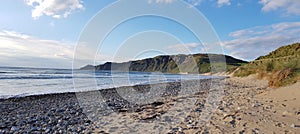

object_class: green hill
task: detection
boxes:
[234,43,300,87]
[81,53,247,74]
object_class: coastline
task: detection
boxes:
[1,77,299,133]
[0,71,217,100]
[0,79,215,133]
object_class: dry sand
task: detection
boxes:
[196,75,300,134]
[93,75,300,133]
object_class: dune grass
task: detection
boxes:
[234,43,300,87]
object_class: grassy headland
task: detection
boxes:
[81,53,247,74]
[234,43,300,87]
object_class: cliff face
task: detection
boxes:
[81,53,247,74]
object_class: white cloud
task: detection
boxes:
[260,0,300,16]
[229,26,270,38]
[217,0,231,7]
[186,0,204,6]
[0,30,125,68]
[25,0,84,19]
[0,30,75,68]
[147,0,177,4]
[165,43,203,54]
[148,0,230,7]
[222,22,300,60]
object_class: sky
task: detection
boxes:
[1,0,300,69]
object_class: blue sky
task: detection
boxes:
[1,0,300,68]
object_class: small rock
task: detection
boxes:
[238,130,245,134]
[70,110,76,114]
[172,127,179,132]
[291,124,295,128]
[56,108,64,113]
[252,101,261,107]
[291,124,300,128]
[45,128,51,133]
[118,108,128,112]
[275,122,283,127]
[186,124,195,128]
[30,127,38,131]
[230,119,236,127]
[252,128,259,134]
[10,126,20,131]
[178,127,183,132]
[282,111,289,117]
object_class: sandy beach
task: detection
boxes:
[0,77,299,133]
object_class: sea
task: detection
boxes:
[0,66,214,99]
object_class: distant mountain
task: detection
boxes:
[234,43,300,87]
[81,53,247,74]
[80,65,95,70]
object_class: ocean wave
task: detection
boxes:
[0,75,130,80]
[0,76,73,80]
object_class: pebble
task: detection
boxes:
[252,101,261,107]
[10,126,19,131]
[172,127,180,132]
[252,128,260,134]
[290,124,295,128]
[30,127,39,131]
[45,128,51,133]
[238,129,245,134]
[275,122,283,127]
[282,111,289,117]
[230,119,236,127]
[290,124,300,128]
[264,105,272,110]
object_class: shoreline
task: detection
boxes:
[1,77,299,133]
[0,79,216,133]
[0,78,217,100]
[0,76,221,100]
